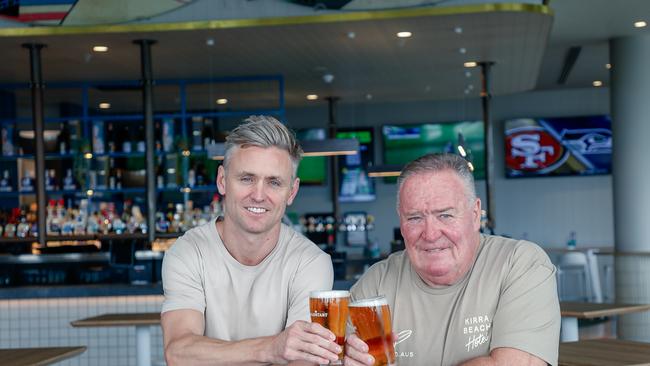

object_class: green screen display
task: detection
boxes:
[382,121,485,180]
[296,128,327,185]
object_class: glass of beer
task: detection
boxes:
[309,290,350,364]
[348,296,396,366]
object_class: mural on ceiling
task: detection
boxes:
[288,0,447,10]
[0,0,195,26]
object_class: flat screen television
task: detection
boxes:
[382,121,485,180]
[296,128,327,185]
[504,115,612,178]
[337,128,375,202]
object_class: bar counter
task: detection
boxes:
[0,279,355,299]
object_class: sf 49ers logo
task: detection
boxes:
[506,127,565,173]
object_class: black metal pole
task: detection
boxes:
[22,43,47,247]
[326,96,340,222]
[479,62,495,233]
[134,39,157,244]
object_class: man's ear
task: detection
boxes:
[286,177,300,206]
[472,198,482,232]
[216,165,226,196]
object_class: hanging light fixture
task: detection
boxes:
[301,138,359,157]
[367,164,403,178]
[207,139,359,160]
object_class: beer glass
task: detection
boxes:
[309,290,350,364]
[348,296,396,366]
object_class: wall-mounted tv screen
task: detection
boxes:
[504,115,612,178]
[296,128,327,185]
[382,121,485,180]
[337,128,375,202]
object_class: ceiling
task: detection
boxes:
[0,0,648,113]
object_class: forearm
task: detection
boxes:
[165,333,275,366]
[459,348,547,366]
[458,356,496,366]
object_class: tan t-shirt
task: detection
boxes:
[350,235,560,366]
[161,219,333,340]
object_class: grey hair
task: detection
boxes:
[223,115,303,178]
[396,153,477,213]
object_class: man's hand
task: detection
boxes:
[343,334,374,366]
[267,320,342,365]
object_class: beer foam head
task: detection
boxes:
[310,290,350,299]
[349,295,388,307]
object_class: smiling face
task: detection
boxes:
[398,169,481,287]
[217,145,299,237]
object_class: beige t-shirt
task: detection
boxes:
[351,235,560,366]
[161,219,333,340]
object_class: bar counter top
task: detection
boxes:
[0,279,356,299]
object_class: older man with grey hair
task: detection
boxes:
[161,115,341,365]
[345,153,560,366]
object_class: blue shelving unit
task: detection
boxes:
[0,75,285,241]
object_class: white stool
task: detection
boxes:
[557,250,603,303]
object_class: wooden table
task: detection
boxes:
[559,339,650,366]
[71,313,160,366]
[0,346,86,366]
[560,302,650,342]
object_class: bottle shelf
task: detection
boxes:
[0,154,35,161]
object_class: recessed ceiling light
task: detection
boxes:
[634,20,647,28]
[216,98,228,105]
[347,31,356,39]
[465,71,472,78]
[458,47,467,54]
[306,94,318,100]
[396,31,412,38]
[464,61,478,68]
[593,80,603,87]
[605,63,612,69]
[93,46,108,53]
[206,38,215,46]
[454,26,463,34]
[98,102,110,109]
[365,93,373,100]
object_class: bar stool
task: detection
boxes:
[557,250,603,303]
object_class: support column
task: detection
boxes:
[479,62,495,233]
[134,39,157,244]
[610,34,650,341]
[22,43,47,248]
[326,96,340,222]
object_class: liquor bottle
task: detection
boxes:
[63,169,77,191]
[58,122,70,154]
[1,125,15,156]
[162,119,175,152]
[20,171,34,192]
[92,120,105,154]
[187,169,196,188]
[4,217,16,237]
[45,169,58,191]
[122,125,132,153]
[86,211,100,234]
[106,122,116,153]
[17,213,30,238]
[196,162,206,187]
[136,125,146,153]
[0,170,12,192]
[60,209,75,236]
[74,199,88,235]
[202,120,214,151]
[46,199,56,236]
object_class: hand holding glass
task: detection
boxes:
[348,296,396,366]
[310,290,350,364]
